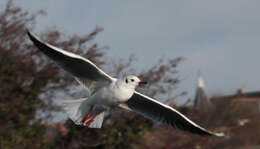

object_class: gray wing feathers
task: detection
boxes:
[74,77,109,95]
[125,92,224,136]
[27,31,115,94]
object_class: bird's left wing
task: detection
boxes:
[27,31,116,94]
[123,91,224,136]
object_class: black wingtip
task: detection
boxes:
[201,130,225,137]
[27,30,41,47]
[27,29,34,41]
[213,132,225,137]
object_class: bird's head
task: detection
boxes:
[124,75,147,88]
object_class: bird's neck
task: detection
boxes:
[114,80,135,101]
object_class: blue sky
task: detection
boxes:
[2,0,260,100]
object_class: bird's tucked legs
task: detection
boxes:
[85,114,99,127]
[81,106,93,125]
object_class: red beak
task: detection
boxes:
[138,81,147,85]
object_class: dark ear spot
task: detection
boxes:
[125,79,128,83]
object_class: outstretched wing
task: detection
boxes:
[28,31,116,94]
[124,91,224,136]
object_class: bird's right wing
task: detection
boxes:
[123,91,224,136]
[27,31,116,94]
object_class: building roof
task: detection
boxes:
[211,90,260,111]
[212,90,260,102]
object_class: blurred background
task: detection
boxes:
[1,0,260,148]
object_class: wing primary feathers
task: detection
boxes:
[27,31,115,94]
[124,92,224,137]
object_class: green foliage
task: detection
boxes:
[103,114,153,149]
[52,114,153,149]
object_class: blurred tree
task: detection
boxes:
[0,0,107,148]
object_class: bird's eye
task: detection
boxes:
[130,79,134,82]
[125,79,128,83]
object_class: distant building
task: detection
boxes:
[193,73,211,110]
[212,89,260,112]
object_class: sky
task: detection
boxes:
[2,0,260,100]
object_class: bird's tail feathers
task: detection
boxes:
[63,98,104,128]
[86,112,105,128]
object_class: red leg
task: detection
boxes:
[81,106,93,125]
[85,114,99,127]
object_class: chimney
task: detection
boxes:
[237,88,245,95]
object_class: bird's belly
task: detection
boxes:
[90,90,117,108]
[90,86,132,107]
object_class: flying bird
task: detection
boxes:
[27,31,224,137]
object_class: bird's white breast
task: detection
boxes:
[90,81,135,107]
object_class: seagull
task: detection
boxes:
[27,31,224,136]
